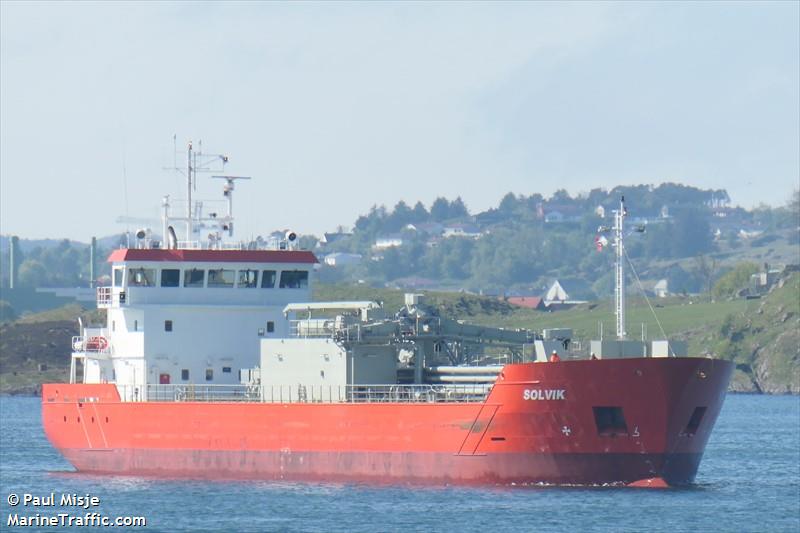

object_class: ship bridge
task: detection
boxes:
[73,247,319,398]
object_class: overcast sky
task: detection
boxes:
[1,1,798,242]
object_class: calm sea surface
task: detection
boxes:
[1,394,798,533]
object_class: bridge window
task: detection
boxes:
[181,369,189,381]
[267,321,275,333]
[222,367,231,374]
[113,268,123,287]
[184,269,205,288]
[279,270,308,289]
[128,268,156,287]
[164,320,173,332]
[208,269,235,288]
[161,269,180,287]
[237,269,259,288]
[205,369,214,381]
[261,270,277,288]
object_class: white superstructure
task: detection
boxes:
[72,249,318,400]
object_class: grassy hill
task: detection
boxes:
[0,304,101,394]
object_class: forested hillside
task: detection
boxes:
[1,184,797,303]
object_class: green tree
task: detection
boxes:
[449,197,469,218]
[712,262,759,300]
[0,300,16,323]
[430,197,450,221]
[498,192,518,214]
[386,201,413,231]
[411,201,429,222]
[672,209,713,257]
[17,259,47,287]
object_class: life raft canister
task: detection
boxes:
[86,336,108,351]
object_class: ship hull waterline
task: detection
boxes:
[42,357,733,487]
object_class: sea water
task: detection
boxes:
[1,394,798,533]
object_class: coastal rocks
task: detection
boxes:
[728,369,760,393]
[753,326,800,394]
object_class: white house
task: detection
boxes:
[442,223,483,239]
[544,280,570,302]
[323,253,362,267]
[654,279,669,298]
[373,235,404,250]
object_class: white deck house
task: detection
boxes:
[74,248,318,399]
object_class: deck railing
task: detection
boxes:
[115,383,492,404]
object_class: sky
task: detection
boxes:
[1,1,798,242]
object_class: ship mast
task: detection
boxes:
[614,196,627,340]
[186,141,194,240]
[164,140,240,244]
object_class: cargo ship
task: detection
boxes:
[41,143,733,486]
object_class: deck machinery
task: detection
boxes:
[250,294,572,403]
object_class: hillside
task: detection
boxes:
[701,272,800,393]
[0,305,100,394]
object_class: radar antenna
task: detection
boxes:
[211,176,252,237]
[164,139,234,242]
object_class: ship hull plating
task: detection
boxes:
[42,357,732,486]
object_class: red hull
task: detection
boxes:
[42,358,733,486]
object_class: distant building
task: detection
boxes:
[749,264,783,296]
[653,279,669,298]
[442,223,483,239]
[373,235,404,250]
[323,253,362,267]
[544,211,565,223]
[739,229,764,239]
[544,280,570,302]
[316,232,352,248]
[404,222,444,235]
[543,279,590,309]
[505,296,546,310]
